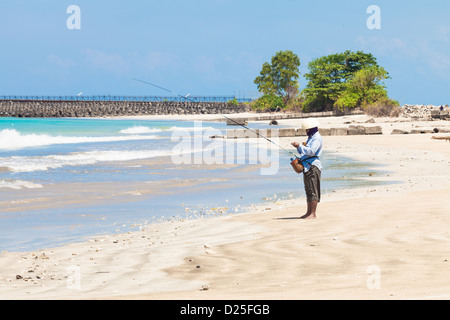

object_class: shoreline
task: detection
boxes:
[108,112,450,139]
[0,114,449,299]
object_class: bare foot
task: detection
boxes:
[299,212,316,219]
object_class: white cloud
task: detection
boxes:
[141,51,178,71]
[83,49,130,75]
[355,36,409,57]
[435,25,450,43]
[193,55,216,73]
[81,49,180,76]
[418,41,450,76]
[355,35,450,78]
[48,54,75,68]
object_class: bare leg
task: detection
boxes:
[299,201,311,219]
[300,201,317,219]
[308,200,318,219]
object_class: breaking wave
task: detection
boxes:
[0,148,199,173]
[119,126,163,134]
[0,129,159,151]
[119,125,217,134]
[0,179,43,189]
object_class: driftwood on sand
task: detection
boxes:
[432,136,450,141]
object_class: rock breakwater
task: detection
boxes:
[0,100,249,118]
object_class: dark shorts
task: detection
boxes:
[303,165,321,202]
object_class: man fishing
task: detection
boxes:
[132,78,324,216]
[291,118,323,219]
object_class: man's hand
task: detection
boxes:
[291,142,307,148]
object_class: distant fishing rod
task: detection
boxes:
[131,78,298,158]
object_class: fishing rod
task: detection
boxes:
[131,78,298,158]
[131,78,186,98]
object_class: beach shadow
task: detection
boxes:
[275,217,303,220]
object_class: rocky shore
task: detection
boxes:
[225,105,450,138]
[400,104,449,120]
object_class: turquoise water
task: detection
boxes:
[0,117,391,252]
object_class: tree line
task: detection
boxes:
[250,50,399,116]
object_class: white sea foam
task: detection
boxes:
[119,126,162,134]
[0,129,159,150]
[169,126,216,132]
[0,179,43,189]
[119,125,217,134]
[0,149,194,173]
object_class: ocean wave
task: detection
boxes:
[119,126,162,134]
[119,125,218,134]
[0,129,159,150]
[0,179,43,189]
[169,126,217,132]
[0,149,186,172]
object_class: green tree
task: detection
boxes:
[302,50,379,111]
[334,65,391,111]
[250,94,285,112]
[227,97,239,106]
[254,50,301,98]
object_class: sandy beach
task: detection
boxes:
[1,113,449,300]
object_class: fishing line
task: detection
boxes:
[131,78,185,98]
[131,78,298,158]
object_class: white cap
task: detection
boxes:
[301,118,320,130]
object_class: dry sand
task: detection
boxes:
[0,114,449,300]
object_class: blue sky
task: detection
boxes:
[0,0,449,105]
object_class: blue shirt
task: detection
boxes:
[296,132,323,172]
